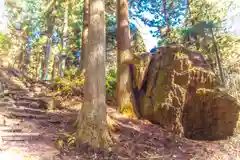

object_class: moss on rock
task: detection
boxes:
[131,44,240,140]
[183,89,240,140]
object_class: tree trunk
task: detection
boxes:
[162,0,170,38]
[60,0,69,77]
[42,38,52,80]
[116,0,139,118]
[18,31,29,75]
[79,0,89,74]
[76,0,112,149]
[42,14,55,81]
[210,27,225,85]
[36,50,41,80]
[52,54,67,80]
[52,54,60,81]
[19,41,25,70]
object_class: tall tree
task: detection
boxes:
[60,0,70,77]
[161,0,170,38]
[181,0,236,84]
[42,14,56,80]
[79,0,89,73]
[130,0,186,38]
[116,0,139,118]
[76,0,112,148]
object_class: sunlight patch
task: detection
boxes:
[0,148,38,160]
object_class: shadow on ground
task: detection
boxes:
[0,67,239,160]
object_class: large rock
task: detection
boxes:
[183,88,240,140]
[131,44,240,140]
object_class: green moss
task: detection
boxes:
[184,87,240,140]
[152,71,167,105]
[136,45,240,139]
[61,85,72,95]
[175,52,186,59]
[196,88,214,95]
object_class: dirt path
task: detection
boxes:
[0,91,59,159]
[0,67,239,160]
[0,68,67,159]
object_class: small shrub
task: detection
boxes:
[0,33,11,51]
[53,68,116,98]
[106,68,117,98]
[53,72,84,96]
[56,132,76,151]
[64,66,78,80]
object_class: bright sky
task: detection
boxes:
[226,9,240,36]
[131,18,158,51]
[0,0,239,50]
[132,0,240,51]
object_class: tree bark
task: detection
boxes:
[210,27,225,85]
[162,0,170,38]
[116,0,139,118]
[18,30,29,75]
[79,0,89,74]
[51,54,60,81]
[36,49,41,80]
[42,14,55,81]
[60,0,69,77]
[76,0,112,149]
[42,38,52,80]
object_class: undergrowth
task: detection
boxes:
[52,68,117,98]
[106,68,117,98]
[53,75,84,96]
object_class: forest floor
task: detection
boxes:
[0,67,239,160]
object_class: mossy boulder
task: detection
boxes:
[183,88,240,140]
[131,44,240,140]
